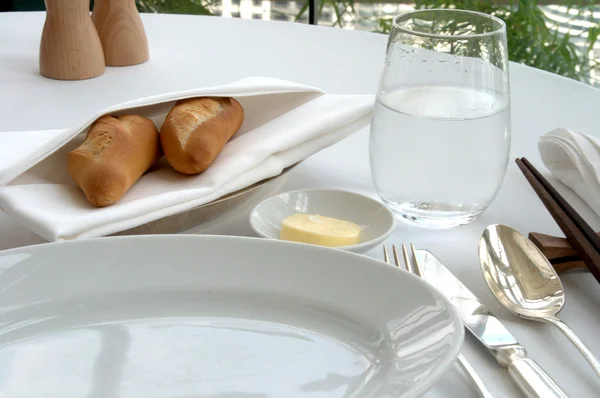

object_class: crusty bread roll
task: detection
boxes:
[160,97,244,175]
[68,115,161,207]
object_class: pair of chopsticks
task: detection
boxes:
[516,157,600,283]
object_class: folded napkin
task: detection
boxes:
[0,77,374,241]
[539,128,600,217]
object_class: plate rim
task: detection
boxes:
[0,234,464,397]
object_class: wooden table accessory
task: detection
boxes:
[39,0,105,80]
[92,0,149,66]
[517,157,600,284]
[530,232,589,272]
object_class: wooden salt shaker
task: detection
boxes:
[92,0,149,66]
[39,0,105,80]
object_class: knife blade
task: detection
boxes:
[414,249,568,398]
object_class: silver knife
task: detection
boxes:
[414,249,568,398]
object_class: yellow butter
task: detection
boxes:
[280,213,361,247]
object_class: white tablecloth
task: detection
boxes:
[2,12,600,397]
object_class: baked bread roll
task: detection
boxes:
[68,115,161,207]
[160,97,244,175]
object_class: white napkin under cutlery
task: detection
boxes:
[0,77,374,241]
[539,128,600,217]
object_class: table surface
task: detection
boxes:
[2,11,600,398]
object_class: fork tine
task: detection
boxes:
[399,244,414,274]
[383,245,390,264]
[410,243,423,277]
[392,244,402,269]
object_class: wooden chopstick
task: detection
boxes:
[521,157,600,253]
[516,157,600,283]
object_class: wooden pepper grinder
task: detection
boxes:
[39,0,105,80]
[92,0,149,66]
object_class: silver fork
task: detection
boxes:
[383,244,494,398]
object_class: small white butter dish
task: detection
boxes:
[249,189,396,254]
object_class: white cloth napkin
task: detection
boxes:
[539,128,600,217]
[0,77,374,241]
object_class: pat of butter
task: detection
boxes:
[280,213,361,247]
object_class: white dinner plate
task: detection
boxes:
[0,235,463,397]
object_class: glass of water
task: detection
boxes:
[370,9,510,229]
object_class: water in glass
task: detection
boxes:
[371,85,510,227]
[370,10,511,228]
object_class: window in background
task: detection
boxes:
[290,0,600,87]
[544,4,599,85]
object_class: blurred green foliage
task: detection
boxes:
[135,0,214,15]
[375,0,600,85]
[295,0,357,26]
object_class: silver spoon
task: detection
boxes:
[479,224,600,378]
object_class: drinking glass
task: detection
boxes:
[370,9,510,229]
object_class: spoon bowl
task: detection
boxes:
[479,224,600,378]
[479,224,565,320]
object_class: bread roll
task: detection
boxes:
[68,115,161,207]
[160,97,244,175]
